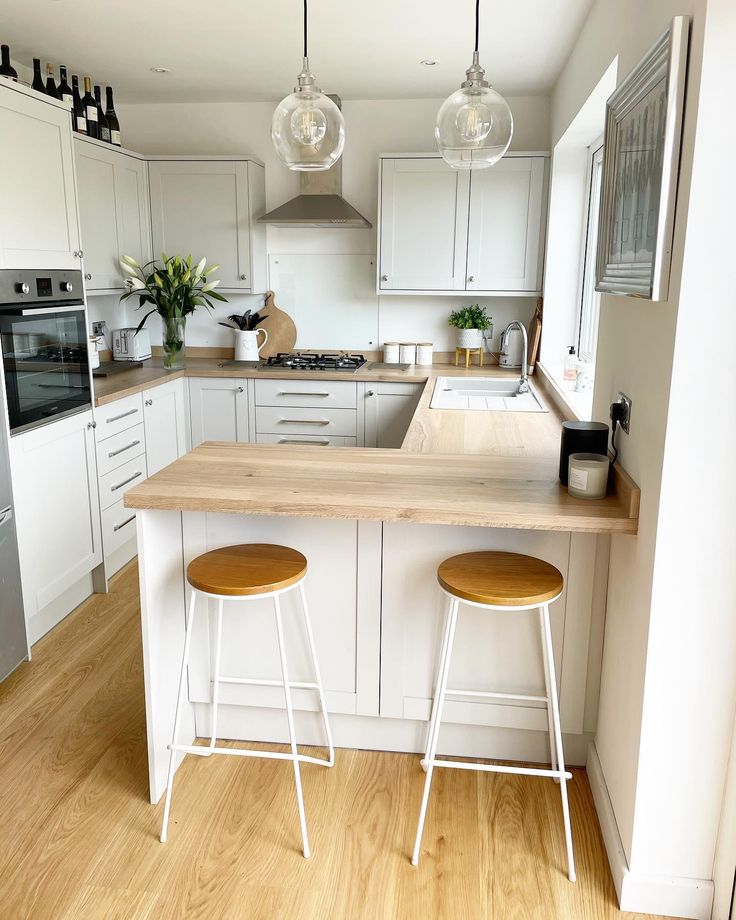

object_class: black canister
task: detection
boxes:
[559,421,609,484]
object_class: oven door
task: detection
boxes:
[0,305,92,434]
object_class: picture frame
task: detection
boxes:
[596,16,690,301]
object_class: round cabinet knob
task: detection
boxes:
[367,390,375,397]
[240,274,247,280]
[15,282,29,295]
[74,249,84,259]
[381,275,388,282]
[60,281,73,293]
[468,275,475,283]
[144,399,153,407]
[237,386,244,393]
[84,273,92,281]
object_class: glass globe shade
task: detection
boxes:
[435,85,513,169]
[272,88,345,171]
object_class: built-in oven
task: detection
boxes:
[0,270,91,435]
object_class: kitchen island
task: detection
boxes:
[124,367,639,803]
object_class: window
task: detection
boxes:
[577,142,604,365]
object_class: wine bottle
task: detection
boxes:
[45,63,60,99]
[82,76,99,139]
[71,75,87,135]
[31,58,45,93]
[0,45,18,81]
[58,65,73,105]
[105,86,121,147]
[94,85,110,143]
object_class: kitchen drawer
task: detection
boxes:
[256,433,357,447]
[101,499,138,556]
[255,378,357,409]
[255,405,357,437]
[98,454,147,510]
[95,393,144,440]
[95,423,146,477]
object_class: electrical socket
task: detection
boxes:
[615,392,632,433]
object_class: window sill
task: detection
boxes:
[534,362,593,422]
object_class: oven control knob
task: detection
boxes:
[15,282,29,295]
[60,281,73,293]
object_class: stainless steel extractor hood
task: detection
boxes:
[259,96,372,229]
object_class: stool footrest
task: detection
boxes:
[217,676,319,691]
[170,743,332,768]
[423,757,572,781]
[445,687,548,703]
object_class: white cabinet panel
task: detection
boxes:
[143,378,187,476]
[0,86,80,269]
[256,433,356,447]
[9,410,101,626]
[117,155,151,271]
[148,160,265,292]
[363,382,423,449]
[379,158,469,292]
[95,392,144,438]
[255,378,357,409]
[466,156,545,293]
[255,405,357,438]
[101,500,138,557]
[95,422,145,478]
[189,377,248,446]
[98,454,147,511]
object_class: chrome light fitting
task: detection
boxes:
[271,0,345,171]
[435,0,513,169]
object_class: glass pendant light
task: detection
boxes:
[271,0,345,170]
[435,0,513,169]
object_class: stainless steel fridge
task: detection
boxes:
[0,399,27,682]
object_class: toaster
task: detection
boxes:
[112,327,152,361]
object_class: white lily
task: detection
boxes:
[194,257,206,279]
[120,255,140,268]
[201,280,220,292]
[126,276,146,290]
[119,259,140,276]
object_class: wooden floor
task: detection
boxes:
[0,562,666,920]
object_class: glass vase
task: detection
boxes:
[161,315,186,369]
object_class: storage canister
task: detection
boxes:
[416,343,433,365]
[399,343,416,364]
[383,342,400,363]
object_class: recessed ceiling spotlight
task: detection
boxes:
[150,66,171,74]
[420,59,439,66]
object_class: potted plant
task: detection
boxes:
[448,304,492,350]
[119,254,227,369]
[219,308,269,361]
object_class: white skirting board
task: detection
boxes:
[586,742,714,920]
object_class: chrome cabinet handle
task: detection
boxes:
[73,249,84,258]
[108,439,140,458]
[237,386,244,393]
[110,470,143,492]
[278,391,331,397]
[144,399,153,407]
[86,421,97,429]
[381,274,388,282]
[367,390,375,397]
[84,273,92,281]
[468,275,475,282]
[113,514,136,532]
[106,408,138,424]
[240,274,247,280]
[279,418,330,425]
[278,438,331,445]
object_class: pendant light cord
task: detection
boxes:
[304,0,308,58]
[474,0,480,52]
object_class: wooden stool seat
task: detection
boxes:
[187,543,308,597]
[437,551,563,607]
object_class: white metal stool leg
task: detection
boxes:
[539,607,558,782]
[540,603,576,882]
[421,595,456,771]
[207,598,224,754]
[298,582,334,766]
[412,597,459,866]
[274,593,311,859]
[160,586,198,843]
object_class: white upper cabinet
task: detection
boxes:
[466,156,545,293]
[0,82,80,270]
[377,153,548,296]
[74,138,151,292]
[378,158,469,292]
[148,158,266,293]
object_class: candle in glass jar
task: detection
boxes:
[567,452,609,500]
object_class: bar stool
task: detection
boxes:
[411,551,575,881]
[160,543,334,857]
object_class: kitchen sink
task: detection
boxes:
[430,376,547,412]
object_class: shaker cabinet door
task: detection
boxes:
[188,377,248,447]
[0,87,80,270]
[143,379,188,476]
[378,158,470,292]
[75,141,123,290]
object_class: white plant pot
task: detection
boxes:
[234,328,268,361]
[457,328,483,349]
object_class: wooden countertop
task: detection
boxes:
[124,442,639,533]
[118,358,639,533]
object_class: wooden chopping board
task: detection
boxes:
[258,291,297,358]
[527,296,543,370]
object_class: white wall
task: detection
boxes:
[551,0,736,913]
[90,95,549,352]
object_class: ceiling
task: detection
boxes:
[2,0,595,103]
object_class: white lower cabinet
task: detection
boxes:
[189,377,249,446]
[363,382,423,448]
[95,378,188,576]
[9,410,102,643]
